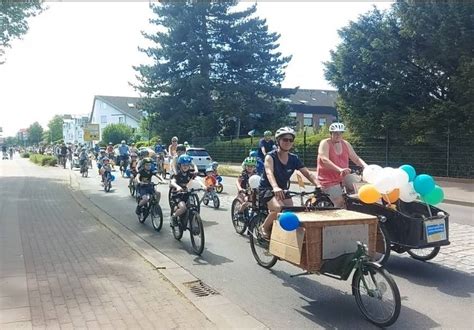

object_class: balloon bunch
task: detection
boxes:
[358,164,444,206]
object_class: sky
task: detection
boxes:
[0,1,393,137]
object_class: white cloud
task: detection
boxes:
[0,1,392,136]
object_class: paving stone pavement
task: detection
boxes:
[0,159,215,329]
[431,223,474,274]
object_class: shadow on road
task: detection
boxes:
[386,257,474,298]
[270,268,440,329]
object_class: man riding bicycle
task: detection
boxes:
[118,140,130,170]
[317,122,367,208]
[259,127,320,239]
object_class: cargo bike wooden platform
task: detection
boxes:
[249,207,401,327]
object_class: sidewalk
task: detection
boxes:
[222,164,473,206]
[0,159,214,329]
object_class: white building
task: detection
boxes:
[62,115,89,144]
[89,95,143,141]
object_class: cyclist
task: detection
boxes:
[106,142,115,163]
[8,146,14,159]
[78,148,88,173]
[170,144,197,176]
[60,143,68,167]
[154,138,167,173]
[235,157,258,217]
[168,136,179,157]
[169,154,197,226]
[259,127,320,239]
[100,157,113,183]
[127,152,139,187]
[130,142,138,155]
[135,158,163,216]
[258,130,275,161]
[117,140,130,171]
[96,149,107,173]
[317,122,367,208]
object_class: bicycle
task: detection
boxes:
[170,188,205,255]
[102,171,113,192]
[249,203,401,327]
[201,186,220,209]
[136,183,163,232]
[80,159,89,177]
[119,155,129,177]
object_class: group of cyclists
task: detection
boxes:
[68,122,365,243]
[233,123,367,239]
[1,145,14,160]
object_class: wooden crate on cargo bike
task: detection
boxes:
[269,209,378,273]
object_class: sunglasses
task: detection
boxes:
[281,138,294,143]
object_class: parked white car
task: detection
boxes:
[186,148,213,173]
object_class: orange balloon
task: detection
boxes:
[383,189,400,203]
[358,184,382,204]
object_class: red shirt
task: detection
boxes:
[317,140,349,188]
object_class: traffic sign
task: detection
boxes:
[83,124,100,141]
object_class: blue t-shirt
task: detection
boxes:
[118,145,129,156]
[259,150,304,190]
[155,144,165,153]
[258,138,275,160]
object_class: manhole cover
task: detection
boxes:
[183,280,220,297]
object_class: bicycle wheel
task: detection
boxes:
[249,213,277,269]
[171,213,184,240]
[104,181,111,192]
[231,199,247,235]
[212,195,220,209]
[373,224,391,265]
[407,247,440,261]
[189,211,205,255]
[352,262,401,327]
[190,193,201,213]
[83,169,88,178]
[216,184,223,194]
[202,196,209,206]
[151,203,163,232]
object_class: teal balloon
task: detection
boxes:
[421,185,444,205]
[400,164,416,182]
[413,174,435,196]
[279,212,300,231]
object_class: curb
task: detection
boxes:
[67,172,266,329]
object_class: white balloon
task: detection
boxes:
[393,168,409,189]
[399,182,418,202]
[189,179,202,190]
[373,167,397,194]
[363,164,383,184]
[249,175,261,189]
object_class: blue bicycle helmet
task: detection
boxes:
[177,154,193,165]
[249,150,258,158]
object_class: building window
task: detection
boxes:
[101,102,106,109]
[118,117,124,123]
[319,117,327,127]
[289,112,297,117]
[100,115,107,124]
[303,114,313,127]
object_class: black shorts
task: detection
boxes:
[259,189,274,207]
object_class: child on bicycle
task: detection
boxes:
[204,166,217,191]
[235,157,257,216]
[135,158,163,215]
[100,157,113,183]
[169,155,197,225]
[79,148,88,173]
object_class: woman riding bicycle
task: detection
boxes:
[259,127,320,238]
[317,122,367,208]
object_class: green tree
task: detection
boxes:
[0,0,44,64]
[134,1,292,142]
[47,114,63,143]
[101,123,133,145]
[324,0,473,142]
[27,121,43,145]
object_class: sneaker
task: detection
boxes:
[259,225,270,240]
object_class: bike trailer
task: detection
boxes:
[346,198,450,249]
[269,209,378,273]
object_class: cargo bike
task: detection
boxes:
[248,190,401,327]
[334,171,451,265]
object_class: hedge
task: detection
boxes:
[20,152,30,158]
[29,154,58,167]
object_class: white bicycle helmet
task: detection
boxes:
[275,127,296,140]
[329,122,345,132]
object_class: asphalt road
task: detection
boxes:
[65,163,473,329]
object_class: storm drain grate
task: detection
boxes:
[183,280,220,297]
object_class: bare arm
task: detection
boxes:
[260,146,266,156]
[345,141,367,168]
[236,177,244,191]
[298,167,320,187]
[170,178,181,191]
[264,155,279,190]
